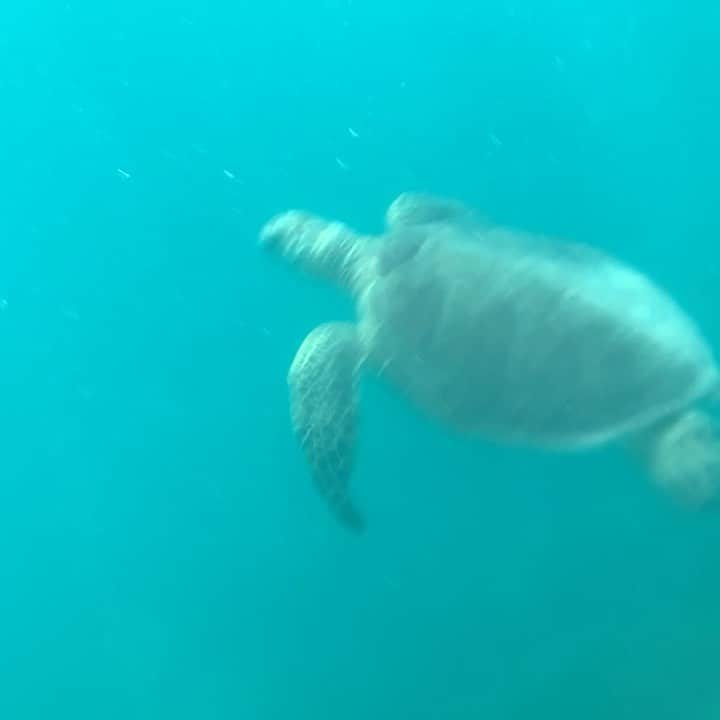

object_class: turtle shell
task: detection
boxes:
[358,199,718,448]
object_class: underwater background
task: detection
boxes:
[1,0,720,717]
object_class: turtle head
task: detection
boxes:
[260,210,370,294]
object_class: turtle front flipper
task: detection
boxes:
[288,322,366,532]
[385,191,482,230]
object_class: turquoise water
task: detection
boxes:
[1,1,719,717]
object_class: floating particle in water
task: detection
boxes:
[335,157,350,171]
[0,298,8,311]
[61,307,80,321]
[347,127,359,138]
[488,133,503,148]
[223,169,236,180]
[546,151,560,165]
[116,168,131,180]
[77,385,95,401]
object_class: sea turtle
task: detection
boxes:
[259,192,720,532]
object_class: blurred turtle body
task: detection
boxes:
[260,192,720,531]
